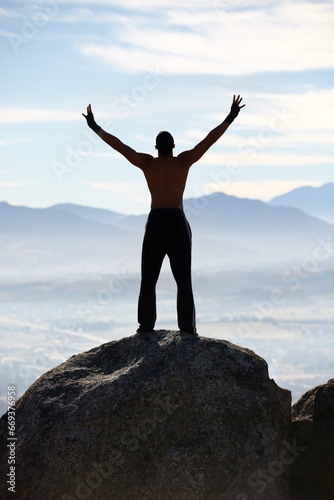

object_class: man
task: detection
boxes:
[83,94,245,335]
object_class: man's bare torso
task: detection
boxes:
[141,155,190,210]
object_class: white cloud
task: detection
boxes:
[183,87,334,165]
[0,104,140,124]
[210,88,334,133]
[78,2,334,75]
[0,138,33,146]
[60,0,287,11]
[277,133,334,145]
[0,7,19,18]
[90,182,150,203]
[0,8,11,17]
[203,180,324,201]
[185,128,334,150]
[61,0,229,8]
[198,151,334,167]
[0,108,81,123]
[90,152,121,158]
[0,182,22,187]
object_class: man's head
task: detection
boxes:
[155,131,175,156]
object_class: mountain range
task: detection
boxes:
[269,182,334,224]
[1,186,333,277]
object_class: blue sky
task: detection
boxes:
[1,0,333,214]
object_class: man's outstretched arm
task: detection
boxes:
[178,95,245,167]
[82,104,153,169]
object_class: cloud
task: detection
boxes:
[246,88,334,131]
[0,108,81,123]
[185,128,334,150]
[209,88,334,137]
[198,151,334,167]
[78,2,334,75]
[0,7,19,18]
[0,103,141,124]
[184,86,334,165]
[0,8,11,17]
[0,138,33,146]
[61,0,229,8]
[61,0,292,13]
[202,180,324,201]
[90,152,121,159]
[0,182,22,187]
[90,182,150,203]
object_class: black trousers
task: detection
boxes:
[137,208,196,334]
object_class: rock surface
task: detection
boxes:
[291,378,334,500]
[0,330,291,500]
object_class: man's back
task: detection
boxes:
[141,155,190,209]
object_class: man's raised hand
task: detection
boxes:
[225,94,245,124]
[82,104,101,134]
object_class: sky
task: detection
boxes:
[0,0,334,215]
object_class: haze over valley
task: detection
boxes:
[1,184,333,415]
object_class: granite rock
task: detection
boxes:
[291,378,334,500]
[0,330,291,500]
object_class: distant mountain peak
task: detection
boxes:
[269,183,334,224]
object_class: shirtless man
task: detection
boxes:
[83,95,245,335]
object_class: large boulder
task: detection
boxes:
[0,330,291,500]
[291,378,334,500]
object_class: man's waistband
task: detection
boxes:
[149,207,184,213]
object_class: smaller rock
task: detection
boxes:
[291,378,334,500]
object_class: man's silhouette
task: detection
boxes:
[83,95,245,335]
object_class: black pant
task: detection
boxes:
[138,208,196,334]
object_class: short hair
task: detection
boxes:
[156,131,174,156]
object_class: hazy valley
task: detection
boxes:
[1,185,333,415]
